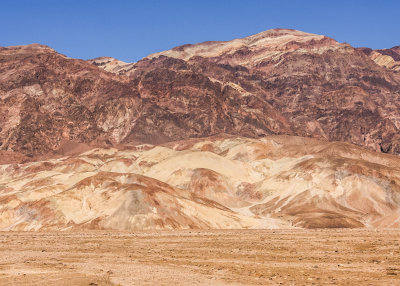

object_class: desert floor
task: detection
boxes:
[0,229,399,285]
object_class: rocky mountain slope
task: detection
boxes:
[0,44,141,159]
[1,135,400,230]
[1,29,400,161]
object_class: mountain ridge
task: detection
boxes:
[0,28,400,162]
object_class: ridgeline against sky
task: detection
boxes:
[1,0,400,62]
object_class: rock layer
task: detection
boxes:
[358,46,400,71]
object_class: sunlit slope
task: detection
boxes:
[1,135,399,230]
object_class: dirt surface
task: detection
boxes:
[0,229,399,285]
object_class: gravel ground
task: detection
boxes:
[0,229,399,285]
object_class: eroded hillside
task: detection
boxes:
[1,135,399,230]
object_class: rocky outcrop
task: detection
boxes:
[87,56,136,75]
[358,46,400,71]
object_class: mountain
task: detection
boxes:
[1,29,400,230]
[132,29,400,154]
[1,135,399,230]
[0,43,141,160]
[1,29,400,162]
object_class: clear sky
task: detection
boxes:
[1,0,399,62]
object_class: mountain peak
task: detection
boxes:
[3,43,55,53]
[248,28,316,39]
[146,28,341,67]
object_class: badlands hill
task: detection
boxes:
[1,29,400,161]
[1,135,400,230]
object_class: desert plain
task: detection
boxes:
[0,229,400,285]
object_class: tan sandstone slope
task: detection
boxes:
[1,135,399,230]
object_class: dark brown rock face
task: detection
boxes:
[1,29,400,160]
[0,44,141,158]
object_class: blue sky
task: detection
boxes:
[1,0,399,62]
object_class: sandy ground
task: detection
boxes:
[0,229,399,285]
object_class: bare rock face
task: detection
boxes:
[87,56,136,75]
[0,44,142,158]
[1,29,400,160]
